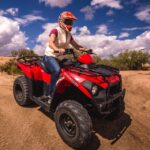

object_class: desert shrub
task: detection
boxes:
[0,49,38,75]
[93,50,150,70]
[11,49,38,57]
[0,58,22,75]
[113,50,150,70]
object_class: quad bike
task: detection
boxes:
[13,49,125,149]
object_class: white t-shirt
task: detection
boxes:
[45,26,72,57]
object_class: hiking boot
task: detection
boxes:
[40,95,52,102]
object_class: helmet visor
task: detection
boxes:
[63,19,73,25]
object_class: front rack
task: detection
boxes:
[68,64,119,77]
[94,64,119,72]
[68,66,106,77]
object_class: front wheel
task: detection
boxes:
[54,100,92,149]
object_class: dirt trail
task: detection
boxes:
[0,71,150,150]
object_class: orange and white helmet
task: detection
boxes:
[58,11,77,31]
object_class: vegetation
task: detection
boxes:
[0,49,150,75]
[0,49,38,75]
[11,49,38,57]
[0,58,22,75]
[94,50,150,70]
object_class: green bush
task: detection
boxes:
[0,58,22,75]
[94,50,150,70]
[11,49,38,57]
[0,49,149,75]
[0,49,38,75]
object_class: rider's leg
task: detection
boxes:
[43,55,60,97]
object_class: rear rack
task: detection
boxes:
[17,56,42,64]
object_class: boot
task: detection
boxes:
[40,95,52,104]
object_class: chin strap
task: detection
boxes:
[59,20,71,32]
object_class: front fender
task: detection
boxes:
[63,71,93,99]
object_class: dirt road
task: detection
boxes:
[0,71,150,150]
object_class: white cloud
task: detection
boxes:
[80,6,95,20]
[34,24,150,58]
[78,26,91,35]
[0,10,4,16]
[80,1,120,21]
[0,8,45,26]
[0,8,18,16]
[15,14,46,26]
[74,29,150,57]
[39,0,72,8]
[123,26,150,31]
[74,30,150,57]
[91,0,123,9]
[135,8,150,23]
[5,8,18,16]
[106,10,114,16]
[119,32,129,38]
[96,24,108,34]
[0,16,28,55]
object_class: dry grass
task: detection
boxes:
[0,56,14,65]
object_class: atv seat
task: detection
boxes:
[37,61,50,73]
[37,59,73,73]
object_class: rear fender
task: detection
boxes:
[17,63,32,78]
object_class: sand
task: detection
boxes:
[0,71,150,150]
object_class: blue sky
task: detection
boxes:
[0,0,150,57]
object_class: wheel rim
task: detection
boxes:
[60,113,76,137]
[15,84,23,101]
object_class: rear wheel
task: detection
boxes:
[13,76,32,106]
[54,100,92,149]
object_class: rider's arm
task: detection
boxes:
[49,33,65,53]
[49,34,59,51]
[70,37,87,51]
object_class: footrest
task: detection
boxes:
[33,96,50,112]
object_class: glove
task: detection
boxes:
[58,48,65,54]
[86,49,93,53]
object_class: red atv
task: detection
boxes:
[13,49,125,148]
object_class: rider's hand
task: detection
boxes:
[87,49,93,53]
[79,47,88,51]
[58,48,65,54]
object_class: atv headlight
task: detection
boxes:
[91,85,98,95]
[82,80,99,96]
[82,80,92,91]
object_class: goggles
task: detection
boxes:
[63,19,73,26]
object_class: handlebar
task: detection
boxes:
[53,48,94,61]
[54,48,94,55]
[82,49,93,54]
[53,49,74,54]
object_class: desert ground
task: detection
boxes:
[0,57,13,65]
[0,70,150,150]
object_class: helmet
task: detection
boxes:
[58,11,77,31]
